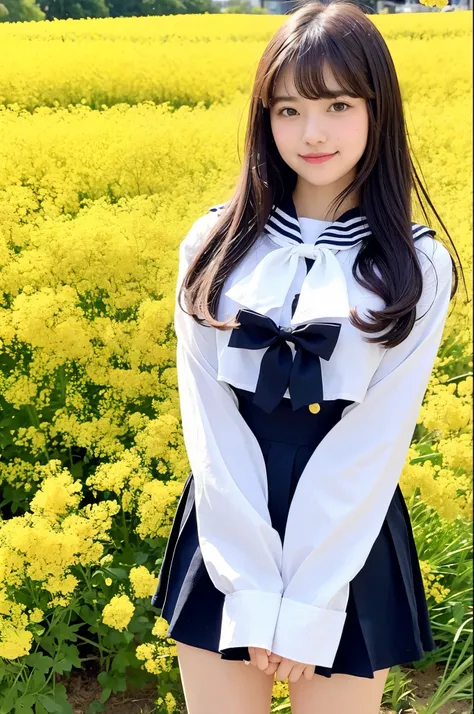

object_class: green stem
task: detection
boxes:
[57,365,74,470]
[121,505,130,548]
[25,404,51,462]
[5,605,63,704]
[75,633,113,655]
[78,564,108,663]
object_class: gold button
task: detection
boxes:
[308,402,321,414]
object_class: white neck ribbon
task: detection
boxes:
[224,198,371,325]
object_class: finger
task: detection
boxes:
[303,664,315,680]
[262,660,279,675]
[288,663,305,683]
[255,649,269,671]
[247,647,257,667]
[275,659,293,681]
[265,651,282,675]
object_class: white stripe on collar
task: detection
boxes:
[264,201,372,250]
[209,199,436,244]
[209,197,436,325]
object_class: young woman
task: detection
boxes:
[152,1,463,712]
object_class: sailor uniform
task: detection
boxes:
[151,190,453,676]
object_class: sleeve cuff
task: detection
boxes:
[218,590,283,653]
[271,596,347,667]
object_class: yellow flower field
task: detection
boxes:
[0,13,470,109]
[0,11,472,714]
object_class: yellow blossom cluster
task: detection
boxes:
[0,14,468,110]
[0,596,32,659]
[419,560,451,603]
[135,615,177,676]
[102,593,135,631]
[400,370,472,519]
[419,0,448,7]
[0,13,471,698]
[0,462,119,657]
[129,565,158,598]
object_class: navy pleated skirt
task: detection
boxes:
[151,385,438,678]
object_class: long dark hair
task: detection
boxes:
[178,0,465,348]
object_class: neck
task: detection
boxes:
[292,176,359,223]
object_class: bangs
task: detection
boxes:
[263,31,375,107]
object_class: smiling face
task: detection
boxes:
[269,61,369,200]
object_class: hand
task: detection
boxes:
[273,655,315,682]
[246,647,282,675]
[246,648,314,682]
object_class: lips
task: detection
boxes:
[300,153,336,158]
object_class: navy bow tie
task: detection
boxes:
[227,309,341,413]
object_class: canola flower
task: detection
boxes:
[136,615,178,676]
[0,14,468,110]
[0,14,471,712]
[419,0,449,7]
[419,560,451,603]
[129,565,157,598]
[101,593,135,631]
[0,461,120,658]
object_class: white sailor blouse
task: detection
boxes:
[173,192,453,667]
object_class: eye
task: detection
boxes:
[330,102,351,113]
[278,107,298,117]
[277,102,351,117]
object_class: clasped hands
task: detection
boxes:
[246,646,314,682]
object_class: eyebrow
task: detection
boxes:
[271,92,350,104]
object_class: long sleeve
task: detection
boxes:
[173,214,284,653]
[270,237,454,667]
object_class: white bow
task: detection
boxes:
[224,232,357,326]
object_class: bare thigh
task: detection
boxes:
[175,641,274,714]
[289,667,391,714]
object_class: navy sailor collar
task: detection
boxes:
[263,191,372,249]
[210,192,435,246]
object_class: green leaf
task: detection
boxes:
[97,671,112,688]
[133,552,149,565]
[1,682,19,712]
[69,462,83,479]
[169,668,179,682]
[34,704,49,714]
[37,695,62,714]
[128,615,149,634]
[111,648,132,673]
[38,635,55,657]
[50,685,73,714]
[15,696,36,714]
[14,705,34,714]
[50,622,81,643]
[62,644,82,668]
[30,669,47,692]
[453,602,465,626]
[97,671,126,694]
[52,657,72,674]
[104,630,125,646]
[104,567,128,580]
[23,653,53,675]
[98,688,111,705]
[410,452,441,464]
[113,675,126,693]
[78,605,97,626]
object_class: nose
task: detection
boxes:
[302,117,328,145]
